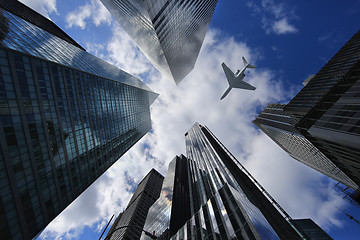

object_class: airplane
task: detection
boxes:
[220,57,256,100]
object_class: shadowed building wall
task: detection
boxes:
[107,169,164,240]
[291,219,333,240]
[284,30,360,188]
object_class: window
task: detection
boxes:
[5,133,17,146]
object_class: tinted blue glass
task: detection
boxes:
[0,9,157,103]
[0,6,158,239]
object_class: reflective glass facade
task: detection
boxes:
[0,1,157,103]
[253,104,358,190]
[284,30,360,188]
[100,0,218,84]
[291,219,333,240]
[0,2,158,239]
[107,169,164,240]
[142,123,303,240]
[285,30,360,118]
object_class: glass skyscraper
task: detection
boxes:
[106,169,164,240]
[254,30,360,204]
[290,219,333,240]
[100,0,218,85]
[253,103,358,191]
[284,30,360,187]
[141,123,309,240]
[0,1,158,239]
[286,30,359,188]
[141,155,191,240]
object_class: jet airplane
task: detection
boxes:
[220,57,256,100]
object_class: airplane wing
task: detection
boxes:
[222,62,235,85]
[233,80,256,90]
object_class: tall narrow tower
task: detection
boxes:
[0,1,158,239]
[141,123,314,239]
[100,0,218,84]
[106,169,164,239]
[142,155,191,240]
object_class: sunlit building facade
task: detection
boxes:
[100,0,218,84]
[107,169,164,240]
[0,1,158,239]
[253,103,358,190]
[142,123,304,239]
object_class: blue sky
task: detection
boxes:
[19,0,360,239]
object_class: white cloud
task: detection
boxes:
[66,0,111,29]
[39,25,345,240]
[92,0,112,26]
[18,0,57,19]
[105,25,154,76]
[248,0,298,35]
[66,4,91,29]
[272,18,298,35]
[85,42,105,59]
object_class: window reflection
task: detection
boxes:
[0,5,157,239]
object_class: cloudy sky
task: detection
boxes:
[18,0,360,239]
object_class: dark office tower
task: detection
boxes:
[106,169,164,240]
[253,103,359,191]
[0,1,158,239]
[283,30,360,187]
[100,0,218,85]
[142,123,308,239]
[290,219,333,240]
[142,155,191,240]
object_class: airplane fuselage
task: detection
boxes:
[230,68,246,87]
[220,57,256,100]
[234,68,245,78]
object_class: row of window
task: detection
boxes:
[0,46,152,240]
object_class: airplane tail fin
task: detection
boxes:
[247,63,256,69]
[242,56,248,66]
[242,56,256,69]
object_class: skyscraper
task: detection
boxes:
[0,1,158,239]
[141,155,191,240]
[253,103,358,191]
[255,30,360,189]
[290,219,333,240]
[106,169,164,240]
[100,0,218,84]
[284,30,360,187]
[141,123,313,239]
